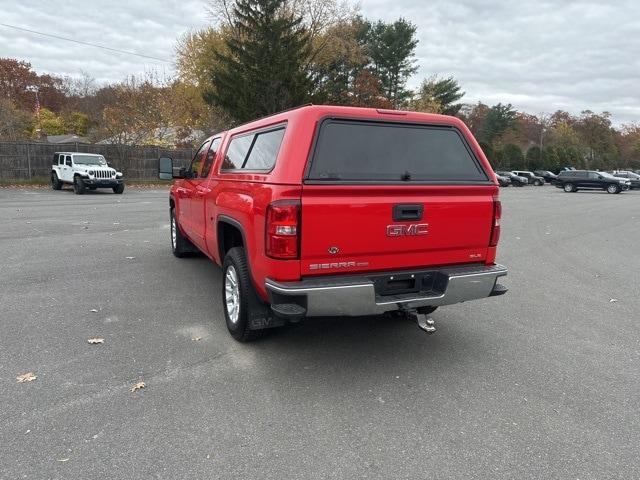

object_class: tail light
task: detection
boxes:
[266,200,300,259]
[490,198,501,247]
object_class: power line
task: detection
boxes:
[0,23,172,63]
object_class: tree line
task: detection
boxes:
[0,0,638,170]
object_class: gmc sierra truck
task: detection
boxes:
[159,105,508,342]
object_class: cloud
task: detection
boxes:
[0,0,207,82]
[360,0,640,123]
[0,0,637,123]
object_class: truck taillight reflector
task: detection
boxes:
[266,200,300,259]
[490,199,501,247]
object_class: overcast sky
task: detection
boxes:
[0,0,638,123]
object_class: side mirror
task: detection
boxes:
[159,156,176,180]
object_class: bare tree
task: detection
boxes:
[207,0,358,36]
[63,71,97,98]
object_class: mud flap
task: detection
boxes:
[247,294,285,330]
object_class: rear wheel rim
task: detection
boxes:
[171,214,177,250]
[564,184,572,192]
[225,266,240,325]
[608,185,617,193]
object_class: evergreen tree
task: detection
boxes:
[502,143,524,169]
[478,141,494,165]
[205,0,313,123]
[525,146,542,170]
[362,18,418,108]
[412,76,465,115]
[542,146,560,171]
[480,103,517,145]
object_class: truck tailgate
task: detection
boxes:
[300,185,495,276]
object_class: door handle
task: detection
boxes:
[393,204,424,221]
[196,188,210,196]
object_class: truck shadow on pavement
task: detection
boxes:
[179,258,490,383]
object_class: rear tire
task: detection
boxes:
[222,247,265,342]
[51,172,62,190]
[534,180,543,186]
[170,207,196,258]
[607,184,620,194]
[113,183,124,194]
[563,183,575,193]
[73,176,85,195]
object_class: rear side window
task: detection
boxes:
[221,126,285,171]
[307,120,488,182]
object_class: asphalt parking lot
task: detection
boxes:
[1,185,639,479]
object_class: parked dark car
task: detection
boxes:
[512,170,545,186]
[495,172,512,187]
[556,170,631,194]
[611,171,640,189]
[496,171,527,186]
[534,170,558,184]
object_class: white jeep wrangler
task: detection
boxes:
[51,152,124,194]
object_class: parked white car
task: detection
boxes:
[51,152,124,194]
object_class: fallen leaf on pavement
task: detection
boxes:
[17,372,37,383]
[609,298,618,303]
[57,458,69,462]
[90,309,98,313]
[130,381,145,392]
[125,256,135,260]
[191,336,202,342]
[87,337,104,344]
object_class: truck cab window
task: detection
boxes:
[190,140,212,178]
[201,138,221,178]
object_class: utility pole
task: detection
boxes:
[538,113,550,168]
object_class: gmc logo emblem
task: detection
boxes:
[387,223,429,237]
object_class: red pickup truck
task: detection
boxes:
[159,105,507,341]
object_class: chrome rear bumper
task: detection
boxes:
[265,263,508,318]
